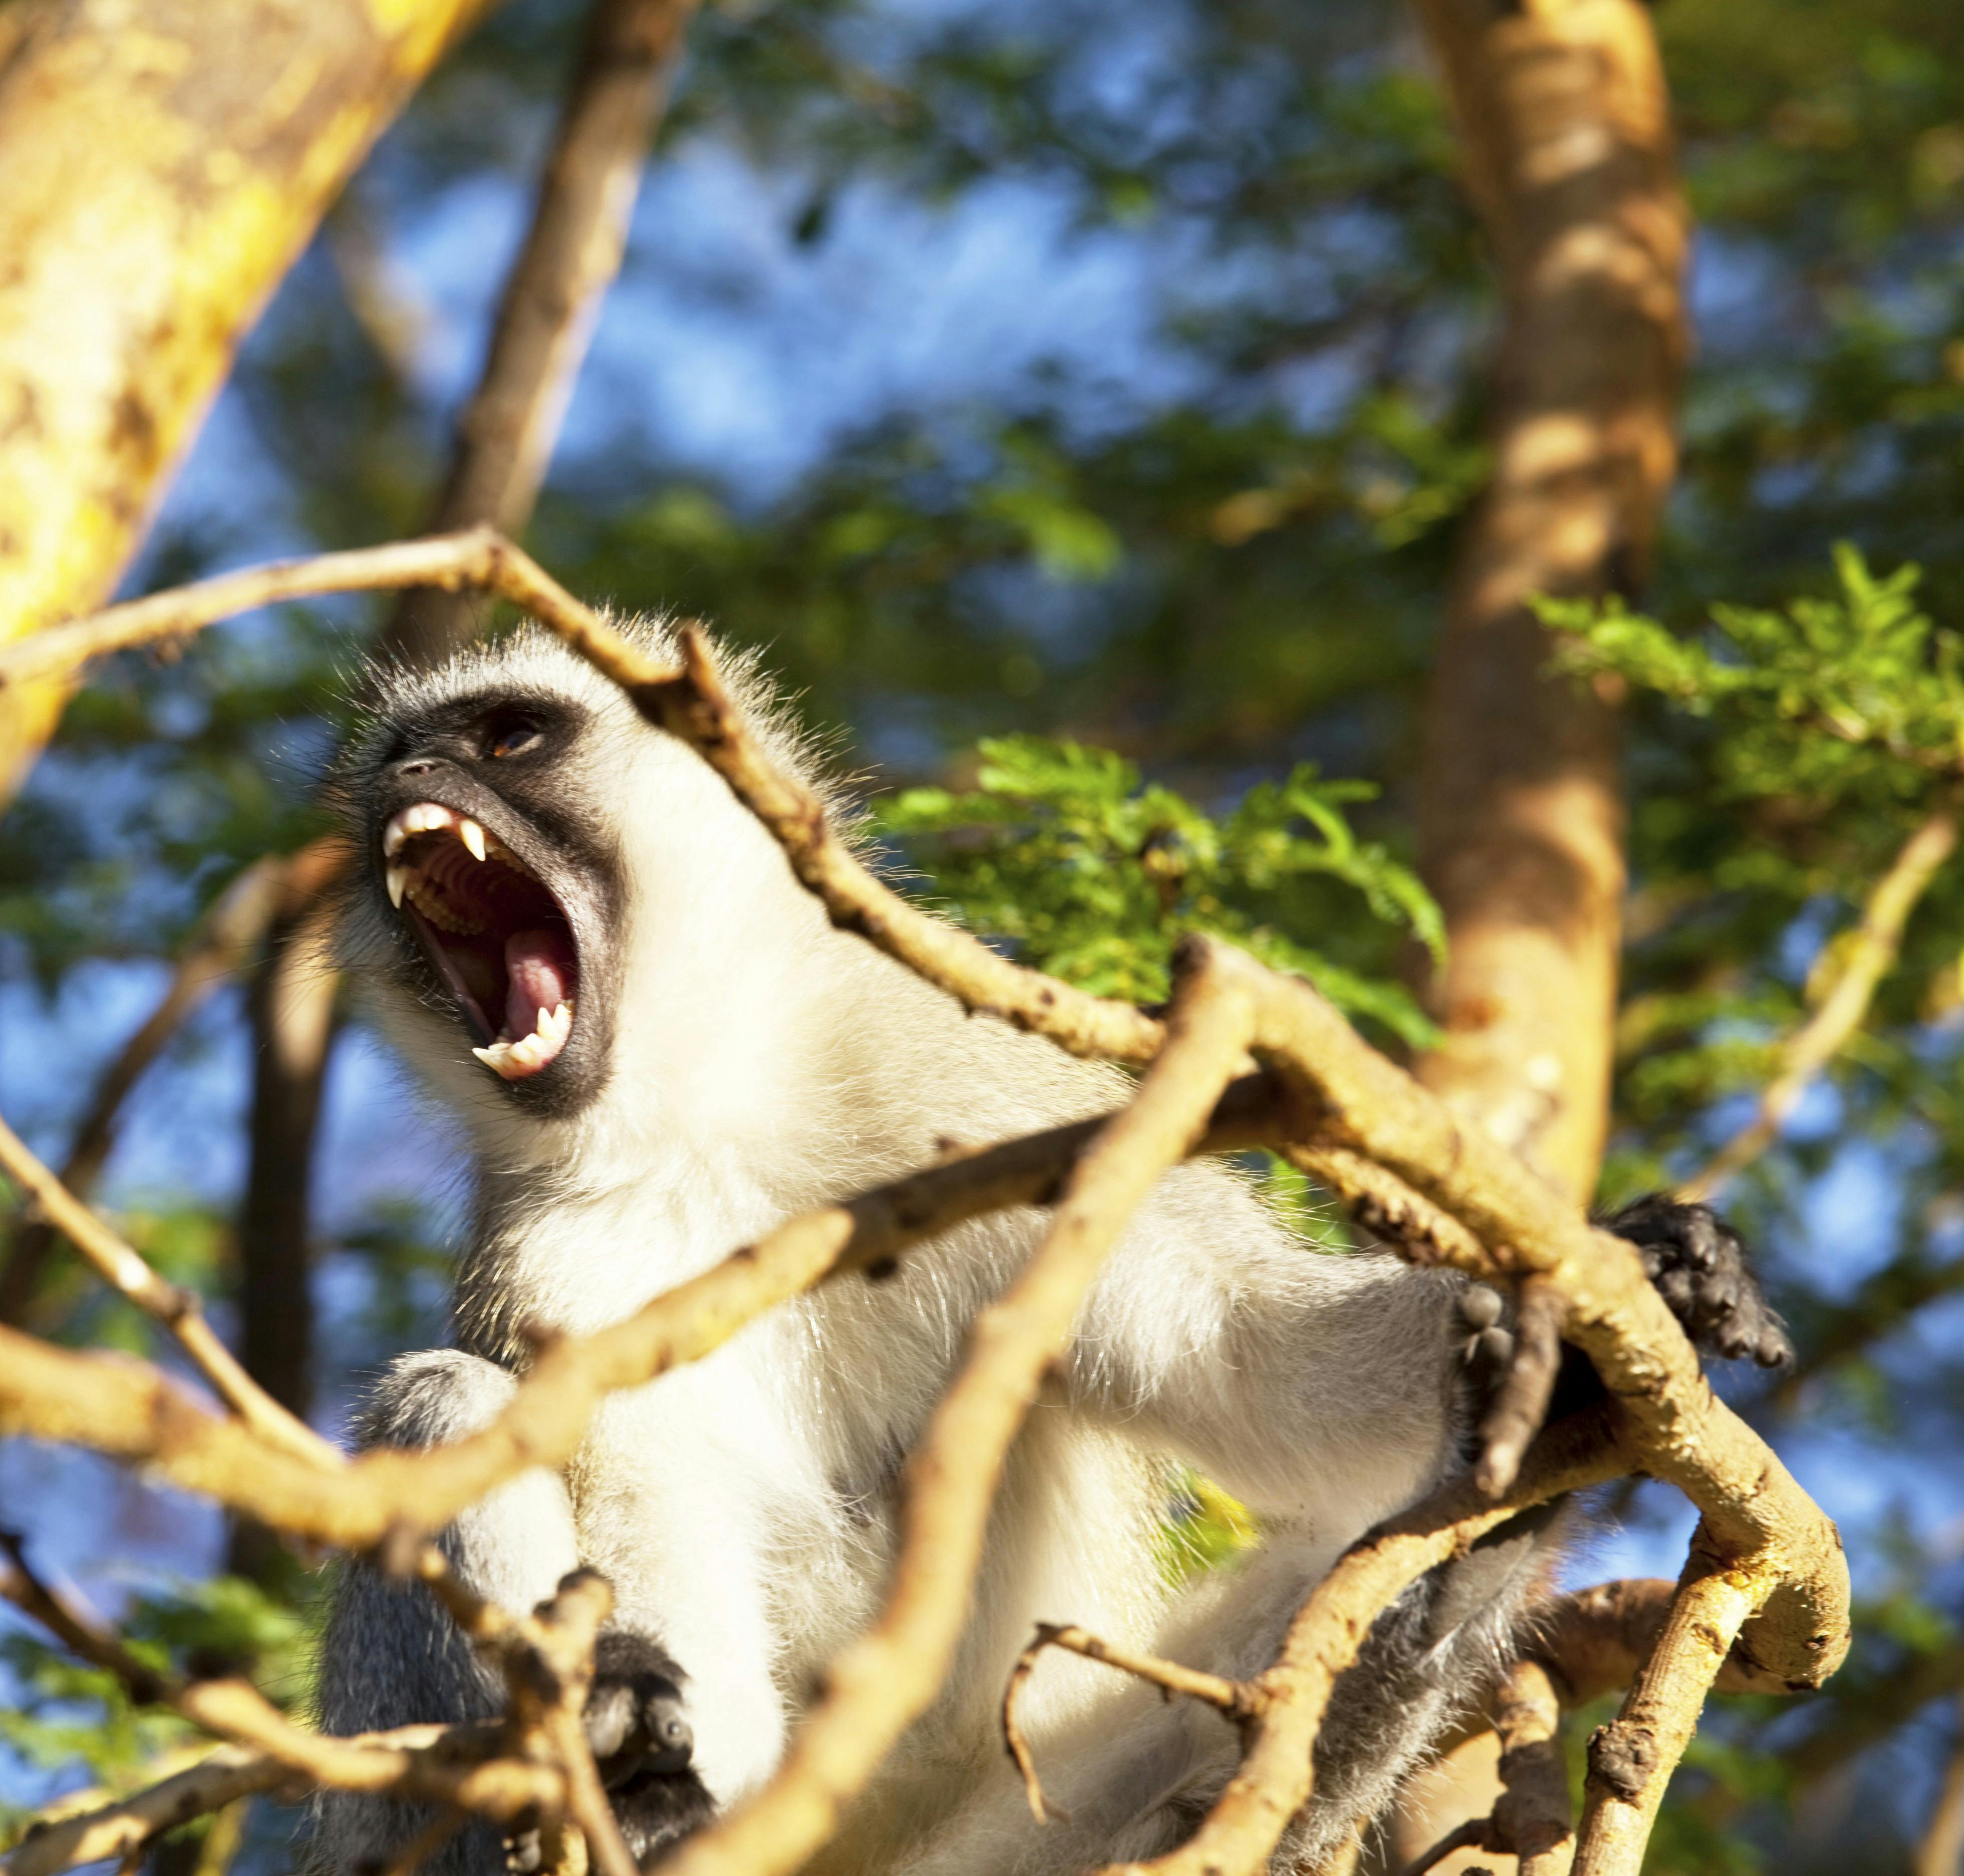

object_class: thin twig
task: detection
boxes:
[1681,799,1960,1203]
[634,627,1166,1062]
[0,532,1161,1062]
[0,1722,549,1876]
[1100,1413,1627,1876]
[1003,1623,1252,1824]
[0,1108,340,1468]
[659,942,1259,1876]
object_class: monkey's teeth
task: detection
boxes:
[460,819,487,862]
[471,1001,574,1081]
[386,864,408,909]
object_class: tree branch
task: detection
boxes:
[1189,936,1847,1700]
[0,1107,340,1469]
[1533,1577,1791,1704]
[0,534,1853,1875]
[1914,1692,1964,1876]
[658,943,1259,1876]
[0,1071,1289,1548]
[1680,798,1960,1203]
[1574,1532,1762,1872]
[0,850,294,1327]
[1407,0,1687,1203]
[379,0,700,668]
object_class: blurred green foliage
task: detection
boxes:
[875,734,1441,1044]
[0,1572,312,1841]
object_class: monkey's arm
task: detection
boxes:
[311,1350,709,1875]
[1063,1167,1468,1529]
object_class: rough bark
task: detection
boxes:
[1409,0,1689,1204]
[0,0,495,804]
[1395,6,1689,1858]
[377,0,698,670]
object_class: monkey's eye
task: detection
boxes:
[485,717,545,760]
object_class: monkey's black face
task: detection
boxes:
[360,689,620,1116]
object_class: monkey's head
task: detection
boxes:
[333,620,840,1150]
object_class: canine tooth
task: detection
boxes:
[460,819,486,862]
[386,864,408,908]
[536,1007,552,1040]
[383,815,409,858]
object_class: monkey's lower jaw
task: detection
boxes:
[472,993,575,1079]
[382,799,582,1080]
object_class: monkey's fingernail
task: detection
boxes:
[1458,1285,1503,1330]
[461,818,487,861]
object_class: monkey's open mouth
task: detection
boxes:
[382,801,579,1081]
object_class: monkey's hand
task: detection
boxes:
[1603,1194,1793,1368]
[504,1631,713,1872]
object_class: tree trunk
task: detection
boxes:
[0,0,495,802]
[226,849,342,1583]
[1408,0,1688,1207]
[1389,1,1689,1866]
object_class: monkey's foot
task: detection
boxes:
[503,1631,714,1870]
[1603,1195,1793,1367]
[588,1632,712,1862]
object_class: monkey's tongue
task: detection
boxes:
[505,927,576,1045]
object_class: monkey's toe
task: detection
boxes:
[1603,1195,1793,1368]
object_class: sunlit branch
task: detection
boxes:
[0,1108,340,1468]
[1681,798,1959,1203]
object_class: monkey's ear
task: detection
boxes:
[1602,1196,1794,1368]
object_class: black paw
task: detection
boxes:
[588,1631,711,1862]
[1603,1195,1792,1368]
[503,1631,713,1869]
[584,1632,697,1786]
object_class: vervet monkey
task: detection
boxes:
[313,621,1787,1873]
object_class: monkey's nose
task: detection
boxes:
[646,1694,693,1775]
